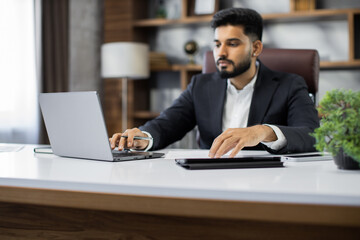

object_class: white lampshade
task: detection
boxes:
[101,42,149,79]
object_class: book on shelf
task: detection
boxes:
[150,51,170,69]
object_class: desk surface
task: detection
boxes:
[0,144,359,207]
[1,145,359,240]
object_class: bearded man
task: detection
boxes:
[110,8,319,157]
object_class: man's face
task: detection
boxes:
[213,25,253,78]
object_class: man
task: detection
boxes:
[110,8,319,158]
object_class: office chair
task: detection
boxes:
[196,48,320,147]
[202,48,320,104]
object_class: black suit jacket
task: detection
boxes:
[140,62,319,154]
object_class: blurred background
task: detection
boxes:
[0,0,359,148]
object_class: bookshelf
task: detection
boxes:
[103,0,360,136]
[133,8,360,69]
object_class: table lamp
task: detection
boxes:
[101,42,149,131]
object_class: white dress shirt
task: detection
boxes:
[222,62,287,150]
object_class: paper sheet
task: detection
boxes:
[165,149,270,159]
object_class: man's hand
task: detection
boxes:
[109,128,150,151]
[209,125,277,158]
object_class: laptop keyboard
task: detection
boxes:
[111,150,164,161]
[111,150,150,161]
[112,151,147,157]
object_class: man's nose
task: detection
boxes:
[216,45,227,58]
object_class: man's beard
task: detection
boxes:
[217,52,252,78]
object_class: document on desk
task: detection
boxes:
[165,149,270,159]
[280,152,333,162]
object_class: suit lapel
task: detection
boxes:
[248,62,280,126]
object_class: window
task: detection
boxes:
[0,0,40,143]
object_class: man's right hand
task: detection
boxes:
[109,128,149,151]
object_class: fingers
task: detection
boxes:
[110,133,122,149]
[109,128,149,151]
[209,127,262,158]
[209,135,240,158]
[118,131,129,150]
[209,130,233,158]
[119,129,136,150]
[208,136,223,158]
[132,140,144,149]
[124,128,150,149]
[125,130,135,148]
[229,141,245,158]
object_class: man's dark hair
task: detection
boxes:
[211,8,263,41]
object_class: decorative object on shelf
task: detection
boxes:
[184,40,198,64]
[166,0,181,19]
[312,89,360,170]
[234,0,291,14]
[101,42,149,131]
[156,0,167,19]
[149,52,170,69]
[291,0,316,11]
[192,0,218,15]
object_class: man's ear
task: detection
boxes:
[252,40,263,57]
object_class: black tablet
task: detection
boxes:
[175,156,284,170]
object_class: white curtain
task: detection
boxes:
[0,0,41,143]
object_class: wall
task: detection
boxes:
[69,0,103,93]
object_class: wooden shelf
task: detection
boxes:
[133,9,360,27]
[151,61,360,71]
[263,8,360,22]
[320,60,360,69]
[133,111,160,119]
[152,61,360,71]
[172,64,203,71]
[151,64,202,72]
[133,16,213,27]
[151,64,202,90]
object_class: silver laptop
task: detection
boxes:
[39,91,164,161]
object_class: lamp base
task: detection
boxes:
[122,77,128,132]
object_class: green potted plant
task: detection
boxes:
[312,89,360,170]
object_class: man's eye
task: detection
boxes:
[228,43,238,47]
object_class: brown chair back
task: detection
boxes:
[202,48,320,104]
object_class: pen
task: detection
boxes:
[121,135,153,140]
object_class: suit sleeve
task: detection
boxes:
[264,75,319,154]
[139,77,197,150]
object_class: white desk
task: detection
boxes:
[0,144,359,239]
